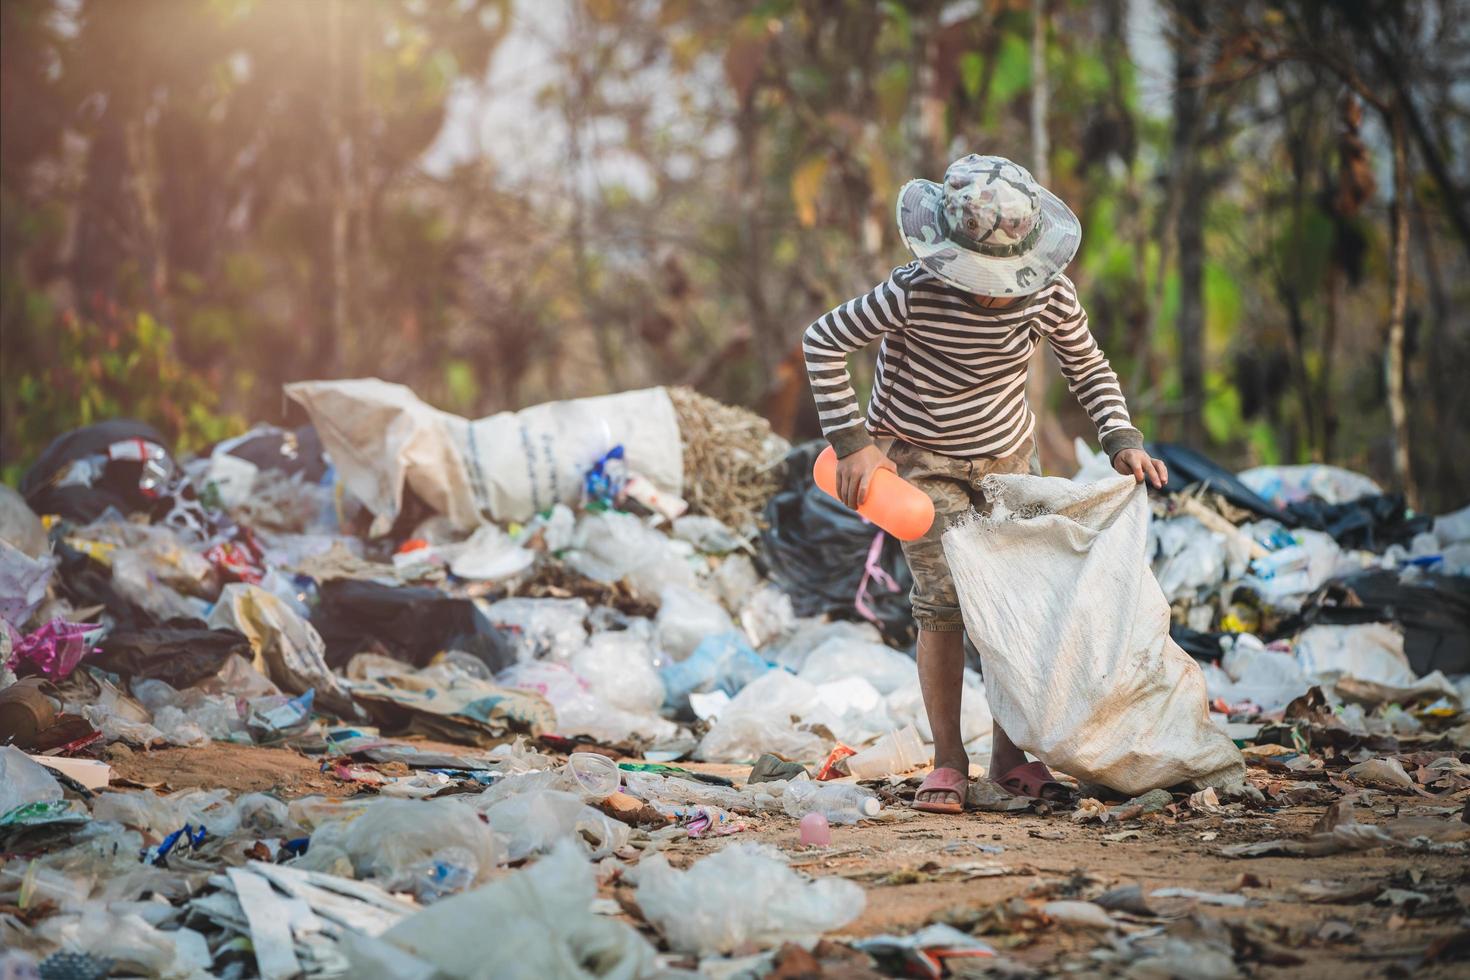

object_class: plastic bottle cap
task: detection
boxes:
[860,797,880,817]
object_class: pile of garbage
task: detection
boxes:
[2,381,1467,977]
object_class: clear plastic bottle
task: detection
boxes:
[781,780,881,825]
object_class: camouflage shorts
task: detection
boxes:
[886,438,1042,632]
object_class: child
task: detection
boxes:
[803,154,1168,812]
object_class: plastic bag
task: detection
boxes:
[335,798,504,900]
[656,585,733,660]
[354,839,656,980]
[762,618,884,673]
[312,579,516,672]
[479,597,590,662]
[207,583,354,715]
[1152,517,1230,601]
[496,660,676,743]
[697,670,831,763]
[631,843,865,955]
[1294,623,1416,688]
[569,628,664,714]
[738,583,796,649]
[798,637,916,695]
[672,515,743,554]
[93,626,252,690]
[660,631,770,712]
[93,788,240,838]
[8,619,100,680]
[0,745,64,815]
[565,509,699,598]
[483,789,629,861]
[944,475,1245,794]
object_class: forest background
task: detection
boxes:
[3,0,1468,512]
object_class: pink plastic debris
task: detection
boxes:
[799,812,831,847]
[9,619,101,680]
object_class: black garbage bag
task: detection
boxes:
[1299,569,1470,676]
[1146,442,1291,523]
[1284,494,1431,553]
[758,441,914,646]
[1170,624,1227,663]
[93,623,252,689]
[214,425,328,483]
[21,420,219,539]
[310,579,517,672]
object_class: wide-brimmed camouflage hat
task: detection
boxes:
[896,153,1080,296]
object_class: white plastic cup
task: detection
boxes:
[566,752,621,797]
[845,725,929,779]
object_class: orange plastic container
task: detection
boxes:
[813,445,935,541]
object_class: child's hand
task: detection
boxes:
[1113,448,1168,489]
[835,444,897,508]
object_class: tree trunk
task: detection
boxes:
[1386,108,1417,509]
[1025,0,1070,470]
[1171,0,1207,447]
[325,0,349,377]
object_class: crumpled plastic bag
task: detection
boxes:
[482,789,629,861]
[479,597,590,662]
[496,660,675,743]
[566,509,698,598]
[944,475,1245,794]
[696,670,831,763]
[93,788,241,839]
[312,798,505,901]
[798,637,916,694]
[570,628,665,715]
[631,842,865,955]
[207,582,355,715]
[656,585,733,660]
[7,619,101,680]
[349,838,656,980]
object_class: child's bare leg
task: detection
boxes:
[915,627,968,804]
[987,720,1027,780]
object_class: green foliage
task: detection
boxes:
[5,299,243,468]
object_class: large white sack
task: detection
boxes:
[286,379,683,531]
[943,474,1245,795]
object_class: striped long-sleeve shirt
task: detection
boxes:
[803,262,1144,460]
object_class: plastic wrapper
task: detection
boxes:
[0,745,64,815]
[207,582,354,715]
[129,679,242,742]
[712,552,763,612]
[483,789,630,861]
[478,597,590,662]
[569,628,664,714]
[1152,516,1232,601]
[737,583,796,649]
[631,842,865,955]
[656,585,734,660]
[354,839,655,979]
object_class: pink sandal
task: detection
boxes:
[913,767,968,814]
[995,761,1072,801]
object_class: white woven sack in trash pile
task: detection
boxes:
[943,474,1245,795]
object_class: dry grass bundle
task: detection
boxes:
[668,386,790,533]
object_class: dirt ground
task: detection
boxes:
[99,742,1469,977]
